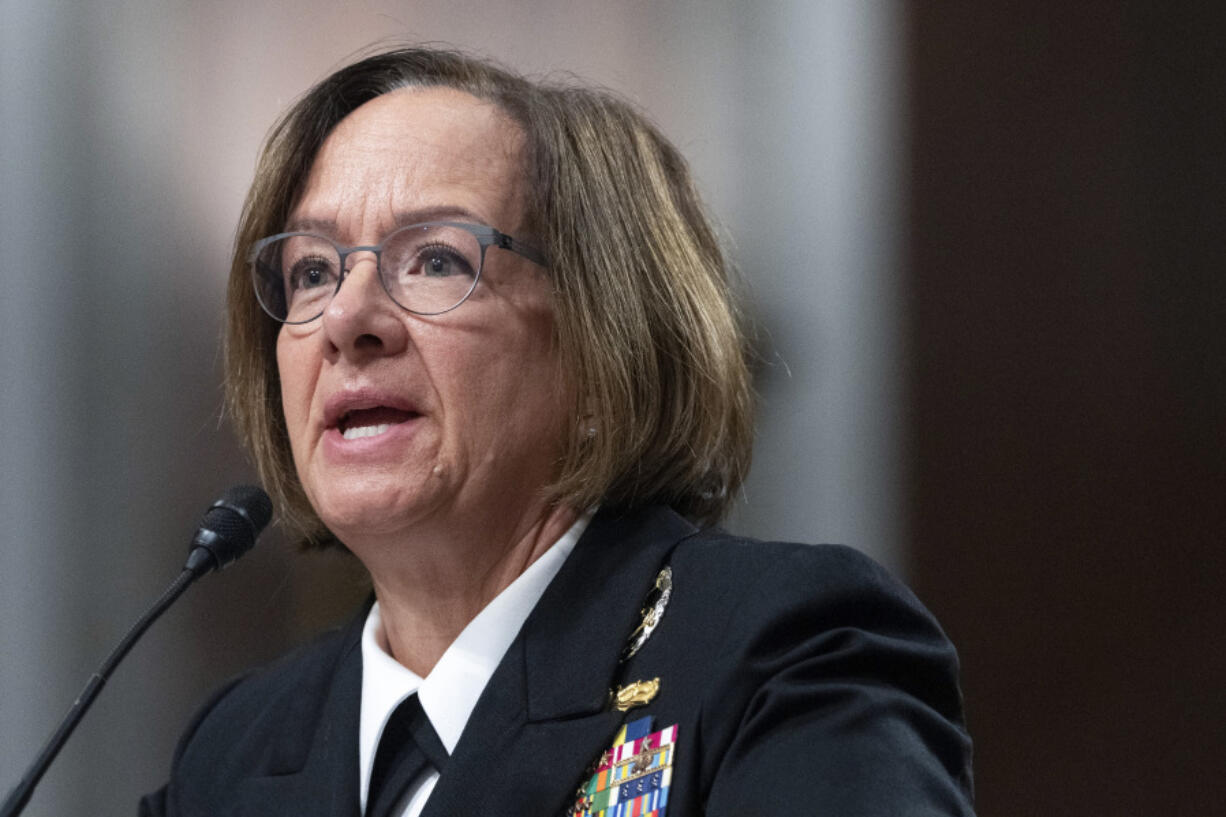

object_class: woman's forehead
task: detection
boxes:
[289,86,529,237]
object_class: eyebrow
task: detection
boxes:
[284,205,491,236]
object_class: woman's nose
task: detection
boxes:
[320,255,409,357]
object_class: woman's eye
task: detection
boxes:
[424,253,452,276]
[415,246,474,278]
[287,258,336,291]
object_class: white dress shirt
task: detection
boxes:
[358,511,592,817]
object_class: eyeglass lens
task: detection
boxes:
[253,223,483,322]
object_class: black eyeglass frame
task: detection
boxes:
[248,220,549,324]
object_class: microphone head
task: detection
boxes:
[184,485,274,576]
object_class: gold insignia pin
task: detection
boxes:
[630,736,656,773]
[611,677,660,711]
[621,566,672,661]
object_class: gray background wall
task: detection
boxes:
[2,2,1221,816]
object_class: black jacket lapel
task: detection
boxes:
[421,506,696,817]
[229,606,366,817]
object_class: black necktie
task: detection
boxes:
[366,694,450,817]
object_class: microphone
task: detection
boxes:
[0,485,273,817]
[184,484,274,575]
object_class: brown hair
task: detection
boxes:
[225,47,754,546]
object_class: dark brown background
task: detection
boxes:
[907,4,1225,815]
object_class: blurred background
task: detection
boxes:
[1,2,1221,815]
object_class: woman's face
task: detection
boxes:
[276,86,568,548]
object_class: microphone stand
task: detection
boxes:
[0,484,270,817]
[0,568,199,817]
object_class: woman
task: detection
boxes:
[144,47,974,817]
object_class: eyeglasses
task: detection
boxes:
[248,221,547,324]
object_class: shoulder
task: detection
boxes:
[668,528,965,714]
[668,528,943,639]
[184,622,353,751]
[628,525,974,813]
[151,618,360,814]
[671,527,904,590]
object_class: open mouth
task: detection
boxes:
[336,406,418,441]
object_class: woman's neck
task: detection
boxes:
[360,502,580,676]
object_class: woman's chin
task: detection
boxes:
[311,482,438,547]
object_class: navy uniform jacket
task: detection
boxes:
[141,505,974,816]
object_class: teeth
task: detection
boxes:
[341,423,392,441]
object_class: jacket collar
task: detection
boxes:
[522,504,696,720]
[420,504,697,817]
[227,598,368,816]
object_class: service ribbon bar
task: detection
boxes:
[575,719,678,817]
